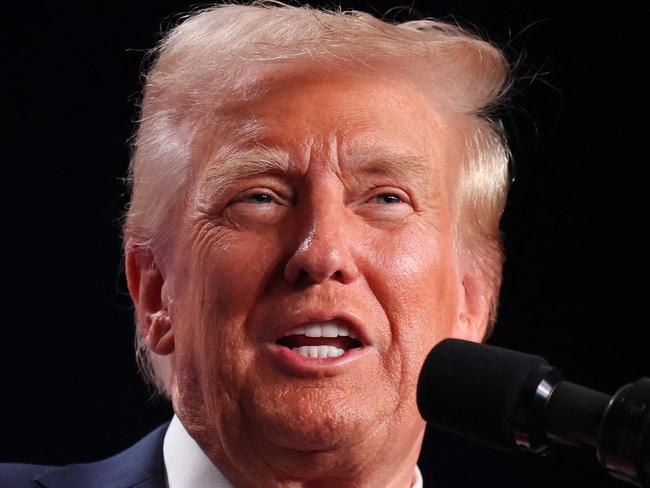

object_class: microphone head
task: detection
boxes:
[417,338,550,451]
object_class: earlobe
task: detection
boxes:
[125,240,175,356]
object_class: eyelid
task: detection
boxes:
[230,187,289,205]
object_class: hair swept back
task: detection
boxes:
[124,0,513,397]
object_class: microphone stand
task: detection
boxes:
[516,369,650,487]
[417,339,650,487]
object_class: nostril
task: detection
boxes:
[291,268,327,287]
[286,263,354,287]
[297,268,310,283]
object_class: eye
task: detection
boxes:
[365,188,410,206]
[374,193,403,204]
[243,192,274,204]
[229,189,286,206]
[355,188,412,221]
[224,187,290,226]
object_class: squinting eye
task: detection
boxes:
[375,193,403,204]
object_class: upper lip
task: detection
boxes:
[266,309,372,347]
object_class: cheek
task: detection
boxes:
[368,221,458,300]
[171,229,281,394]
[180,225,280,319]
[364,224,460,351]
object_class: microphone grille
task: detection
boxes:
[417,338,549,450]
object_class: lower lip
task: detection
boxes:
[263,343,372,376]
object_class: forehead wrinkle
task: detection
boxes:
[306,133,342,180]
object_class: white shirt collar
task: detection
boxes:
[163,415,235,488]
[163,414,423,488]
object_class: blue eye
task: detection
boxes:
[375,193,402,204]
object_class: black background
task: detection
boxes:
[2,1,647,487]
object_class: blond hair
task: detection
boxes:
[124,1,512,396]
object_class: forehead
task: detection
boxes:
[253,74,432,127]
[200,72,465,184]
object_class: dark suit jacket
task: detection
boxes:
[0,422,170,488]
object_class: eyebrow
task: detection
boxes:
[198,145,438,198]
[199,145,292,198]
[347,150,436,189]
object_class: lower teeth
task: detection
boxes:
[292,345,345,358]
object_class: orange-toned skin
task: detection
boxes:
[127,75,490,488]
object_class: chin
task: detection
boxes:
[246,387,379,452]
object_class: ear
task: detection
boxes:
[125,240,175,356]
[452,270,491,343]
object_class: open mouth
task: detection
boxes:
[275,322,364,358]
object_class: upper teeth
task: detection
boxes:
[282,322,358,339]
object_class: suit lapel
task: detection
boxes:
[34,422,170,488]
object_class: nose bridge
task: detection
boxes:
[307,197,346,258]
[283,184,358,286]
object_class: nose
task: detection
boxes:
[283,199,359,287]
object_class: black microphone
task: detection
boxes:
[416,338,650,487]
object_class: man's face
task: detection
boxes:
[162,74,480,473]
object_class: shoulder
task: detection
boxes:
[0,422,170,488]
[0,462,58,487]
